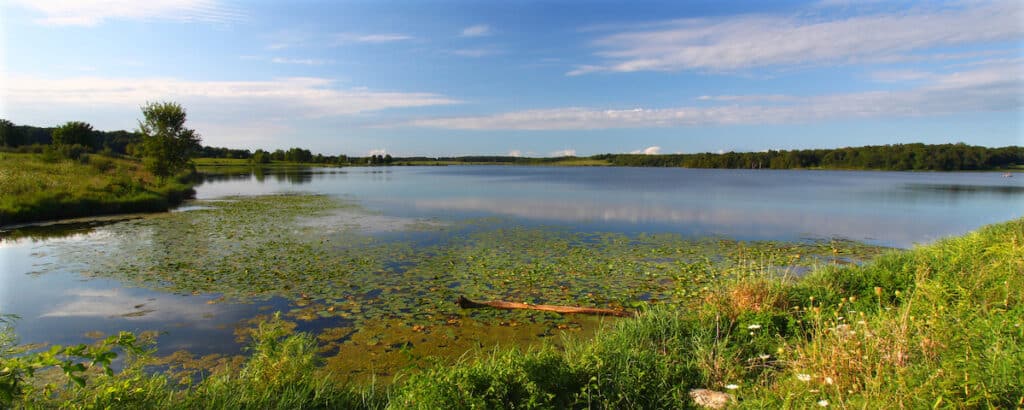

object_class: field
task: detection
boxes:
[0,153,194,226]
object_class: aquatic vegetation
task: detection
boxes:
[43,193,888,379]
[4,216,1020,408]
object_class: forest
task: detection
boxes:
[594,143,1024,171]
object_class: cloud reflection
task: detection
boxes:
[413,197,949,247]
[42,288,221,321]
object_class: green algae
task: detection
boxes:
[46,193,890,379]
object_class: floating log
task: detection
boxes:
[455,295,634,317]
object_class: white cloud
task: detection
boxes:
[550,149,576,157]
[508,150,523,157]
[10,0,241,26]
[571,1,1022,74]
[870,69,935,83]
[333,33,414,44]
[406,63,1021,130]
[367,148,388,156]
[451,48,501,58]
[631,146,662,155]
[2,75,459,118]
[461,24,492,37]
[696,94,798,103]
[270,57,332,65]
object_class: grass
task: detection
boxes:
[0,152,195,226]
[3,218,1021,408]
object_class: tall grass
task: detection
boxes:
[0,152,194,225]
[3,219,1021,408]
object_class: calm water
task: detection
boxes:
[2,166,1022,361]
[198,166,1023,247]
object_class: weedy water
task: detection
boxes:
[29,193,888,380]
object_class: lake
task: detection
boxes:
[2,166,1021,377]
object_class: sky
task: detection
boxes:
[1,0,1021,157]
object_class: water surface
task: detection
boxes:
[2,166,1021,376]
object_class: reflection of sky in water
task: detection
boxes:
[193,166,1024,248]
[2,166,1021,357]
[0,237,271,355]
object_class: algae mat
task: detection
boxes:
[45,194,889,378]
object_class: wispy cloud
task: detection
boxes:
[550,149,576,157]
[270,57,332,65]
[10,0,242,26]
[451,48,501,58]
[570,1,1022,74]
[869,69,936,83]
[333,33,414,44]
[407,63,1021,130]
[461,24,492,37]
[3,75,460,119]
[631,146,662,155]
[508,149,522,157]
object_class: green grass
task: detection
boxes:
[3,218,1021,408]
[0,152,194,226]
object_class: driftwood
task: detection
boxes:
[456,295,634,317]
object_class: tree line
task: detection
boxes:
[593,143,1023,171]
[3,118,1020,171]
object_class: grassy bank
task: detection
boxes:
[3,218,1021,408]
[0,152,194,226]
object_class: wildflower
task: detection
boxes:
[747,324,762,330]
[725,384,739,390]
[874,287,882,296]
[818,399,830,407]
[797,373,812,382]
[848,296,856,302]
[758,354,770,360]
[856,320,866,325]
[824,376,834,385]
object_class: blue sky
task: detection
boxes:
[1,0,1021,157]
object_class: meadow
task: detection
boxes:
[0,153,194,226]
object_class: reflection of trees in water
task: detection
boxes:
[197,167,318,185]
[273,168,314,184]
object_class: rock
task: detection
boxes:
[689,388,735,409]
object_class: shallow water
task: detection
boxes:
[197,166,1023,247]
[1,166,1021,377]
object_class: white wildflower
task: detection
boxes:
[747,324,762,330]
[725,384,739,390]
[824,376,834,385]
[818,399,830,407]
[797,373,812,382]
[758,354,770,360]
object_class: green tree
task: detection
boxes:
[138,102,201,179]
[0,119,23,147]
[51,121,96,149]
[252,149,271,164]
